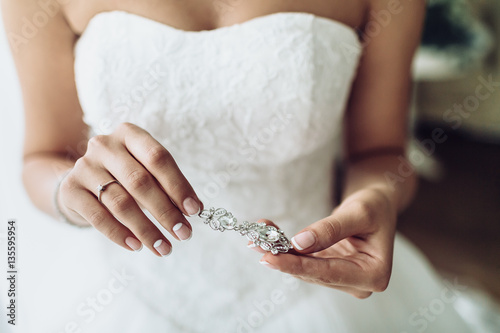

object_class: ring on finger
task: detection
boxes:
[97,179,122,203]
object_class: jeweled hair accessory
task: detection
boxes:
[198,207,292,255]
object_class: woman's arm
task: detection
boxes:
[258,0,426,298]
[341,0,425,212]
[2,0,203,256]
[1,0,87,220]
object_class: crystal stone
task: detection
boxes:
[219,215,236,228]
[265,229,280,242]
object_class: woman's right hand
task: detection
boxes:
[57,122,203,257]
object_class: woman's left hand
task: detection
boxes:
[256,188,397,299]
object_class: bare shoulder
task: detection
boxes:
[1,0,88,158]
[357,0,427,69]
[1,0,76,55]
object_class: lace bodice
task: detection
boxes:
[74,11,362,225]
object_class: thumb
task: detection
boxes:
[291,206,361,254]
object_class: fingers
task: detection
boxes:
[260,252,391,293]
[69,159,173,257]
[61,122,204,256]
[91,146,193,242]
[291,200,375,254]
[261,252,365,287]
[114,123,203,216]
[97,181,173,257]
[250,197,394,297]
[294,274,373,299]
[59,175,142,252]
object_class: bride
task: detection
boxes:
[2,0,495,332]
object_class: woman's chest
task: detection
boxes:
[61,0,367,36]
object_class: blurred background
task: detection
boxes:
[0,0,499,330]
[400,0,500,308]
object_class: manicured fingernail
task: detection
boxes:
[173,222,192,241]
[247,243,257,248]
[260,260,278,270]
[291,231,315,251]
[183,197,201,216]
[153,239,172,257]
[125,237,143,252]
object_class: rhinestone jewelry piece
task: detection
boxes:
[198,207,293,255]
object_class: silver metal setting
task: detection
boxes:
[198,207,293,255]
[97,179,121,202]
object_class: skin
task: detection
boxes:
[1,0,425,297]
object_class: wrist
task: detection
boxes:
[342,153,419,214]
[343,175,417,216]
[340,187,397,221]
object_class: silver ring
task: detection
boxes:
[96,179,121,203]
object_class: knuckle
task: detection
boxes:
[88,210,108,228]
[369,264,391,292]
[347,200,375,227]
[133,225,158,242]
[145,145,170,167]
[168,180,184,194]
[323,217,342,243]
[59,179,81,207]
[73,156,89,170]
[316,274,334,285]
[61,173,79,192]
[371,279,390,293]
[126,169,152,192]
[108,194,134,214]
[353,291,373,299]
[72,157,93,174]
[324,264,344,285]
[106,224,124,241]
[289,260,305,276]
[298,259,317,277]
[87,135,109,149]
[116,122,136,133]
[157,205,179,223]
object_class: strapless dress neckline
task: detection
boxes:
[79,10,361,42]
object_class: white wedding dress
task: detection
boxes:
[12,10,499,333]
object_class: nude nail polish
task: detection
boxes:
[125,237,143,252]
[173,223,192,241]
[183,197,201,216]
[153,239,172,257]
[291,231,315,250]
